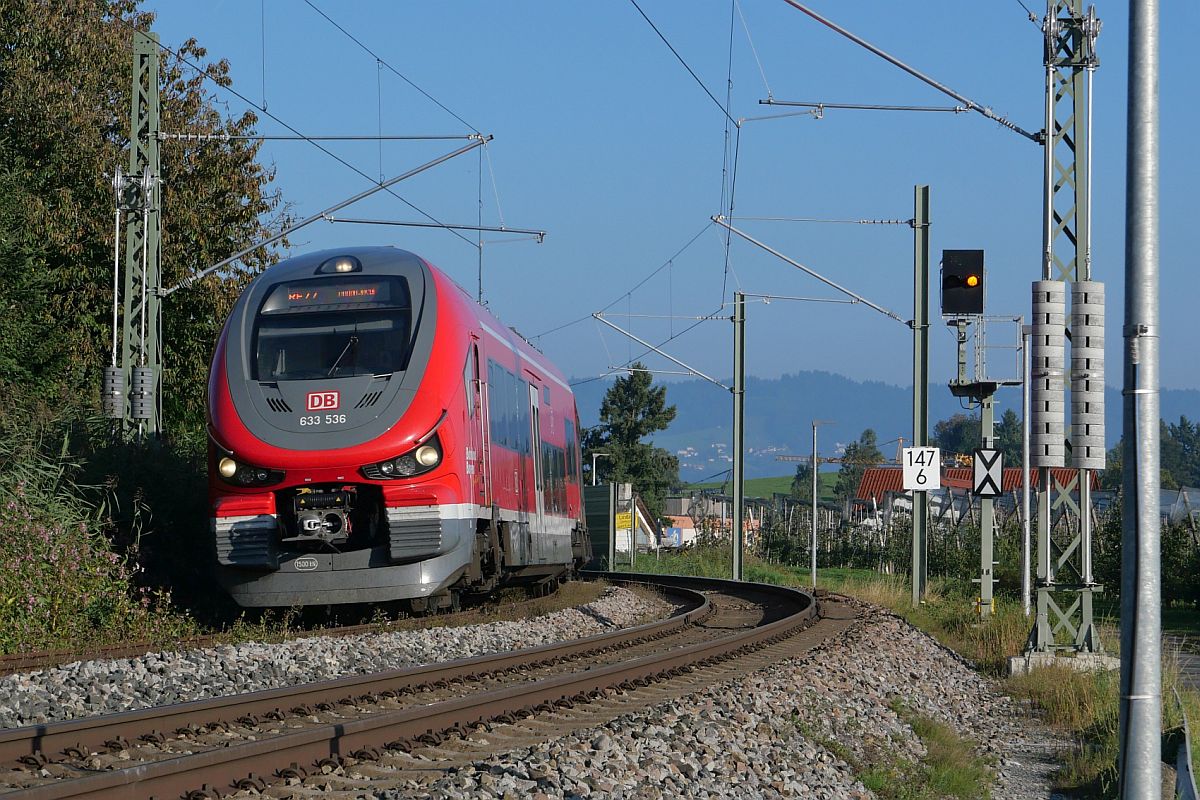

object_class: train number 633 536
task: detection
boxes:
[298,414,347,426]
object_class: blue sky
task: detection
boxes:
[143,1,1197,393]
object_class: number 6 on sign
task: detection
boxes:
[902,447,941,491]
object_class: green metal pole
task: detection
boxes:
[732,292,745,581]
[912,185,930,606]
[120,30,161,438]
[979,393,996,619]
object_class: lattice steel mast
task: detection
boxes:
[106,30,163,437]
[1028,0,1104,654]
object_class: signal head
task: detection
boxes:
[940,250,985,316]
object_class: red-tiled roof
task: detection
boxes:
[856,466,1101,503]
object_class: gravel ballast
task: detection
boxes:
[380,598,1067,799]
[1,589,1068,798]
[0,585,670,728]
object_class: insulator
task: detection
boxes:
[1071,281,1106,469]
[131,366,155,420]
[1030,281,1067,467]
[102,366,125,419]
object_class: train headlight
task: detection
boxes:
[216,457,284,488]
[415,445,440,468]
[362,434,443,480]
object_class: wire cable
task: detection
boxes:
[115,17,477,248]
[736,0,772,99]
[300,0,478,132]
[570,312,718,388]
[627,0,738,127]
[530,222,714,341]
[1014,0,1041,26]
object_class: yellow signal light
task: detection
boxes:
[966,274,980,288]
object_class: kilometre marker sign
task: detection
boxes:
[903,447,941,491]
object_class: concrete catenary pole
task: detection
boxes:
[1021,324,1033,617]
[1117,0,1160,794]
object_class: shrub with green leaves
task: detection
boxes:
[0,415,187,653]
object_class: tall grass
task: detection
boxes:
[0,407,196,653]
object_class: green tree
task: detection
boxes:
[995,409,1022,467]
[0,0,285,439]
[1164,416,1200,488]
[835,429,884,502]
[582,363,679,520]
[789,461,814,502]
[931,413,980,459]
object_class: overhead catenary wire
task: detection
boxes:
[570,312,717,388]
[627,0,738,128]
[736,0,772,99]
[592,312,729,390]
[530,222,714,341]
[118,21,479,249]
[778,0,1041,143]
[713,215,908,326]
[300,0,478,133]
[163,137,488,296]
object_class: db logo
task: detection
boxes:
[306,391,340,411]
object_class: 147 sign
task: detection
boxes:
[902,447,941,491]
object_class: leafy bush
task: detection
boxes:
[0,406,193,653]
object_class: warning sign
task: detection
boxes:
[973,449,1003,498]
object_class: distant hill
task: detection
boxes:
[572,371,1200,480]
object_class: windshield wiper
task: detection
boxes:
[327,335,359,377]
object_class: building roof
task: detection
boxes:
[856,466,1101,504]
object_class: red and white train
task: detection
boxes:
[207,246,590,609]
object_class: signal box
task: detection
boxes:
[941,250,984,316]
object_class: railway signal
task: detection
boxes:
[940,249,985,316]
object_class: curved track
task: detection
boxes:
[0,574,838,800]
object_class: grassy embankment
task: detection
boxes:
[615,547,1200,798]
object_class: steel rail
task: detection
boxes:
[0,576,816,799]
[0,589,611,677]
[0,584,708,768]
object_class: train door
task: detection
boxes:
[465,342,487,508]
[528,383,545,560]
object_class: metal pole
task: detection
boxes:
[912,185,930,606]
[163,137,490,296]
[591,452,608,487]
[1118,0,1160,793]
[811,421,818,589]
[1021,324,1033,617]
[979,394,996,619]
[731,292,745,581]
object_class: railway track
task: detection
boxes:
[0,574,843,799]
[0,586,595,678]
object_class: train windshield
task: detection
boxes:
[252,277,413,381]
